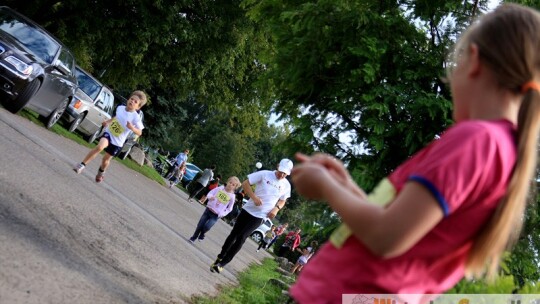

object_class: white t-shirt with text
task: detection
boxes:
[242,170,291,219]
[105,105,144,147]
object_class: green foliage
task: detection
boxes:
[449,272,540,293]
[449,275,521,293]
[244,0,457,190]
[504,191,540,288]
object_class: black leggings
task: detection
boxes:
[188,182,205,199]
[217,209,263,265]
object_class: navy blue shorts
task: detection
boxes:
[100,132,122,157]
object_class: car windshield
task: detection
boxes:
[187,163,200,171]
[75,68,101,100]
[0,9,59,63]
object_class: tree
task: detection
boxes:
[5,0,276,148]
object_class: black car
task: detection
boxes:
[0,6,77,128]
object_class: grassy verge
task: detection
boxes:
[191,258,295,304]
[18,109,166,186]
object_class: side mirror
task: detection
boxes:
[54,60,70,75]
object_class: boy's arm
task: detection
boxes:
[102,117,114,126]
[126,122,142,136]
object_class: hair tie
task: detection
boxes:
[521,81,540,94]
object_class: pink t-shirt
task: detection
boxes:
[291,120,517,303]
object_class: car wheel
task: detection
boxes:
[68,112,86,132]
[46,97,69,129]
[5,79,40,114]
[87,126,103,143]
[251,232,263,243]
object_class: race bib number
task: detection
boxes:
[109,118,125,137]
[216,190,230,204]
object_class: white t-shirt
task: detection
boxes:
[242,170,291,219]
[105,106,144,147]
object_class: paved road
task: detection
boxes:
[0,107,272,303]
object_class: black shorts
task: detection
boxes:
[101,132,122,157]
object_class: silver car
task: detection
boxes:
[64,66,114,142]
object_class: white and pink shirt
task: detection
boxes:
[206,186,236,218]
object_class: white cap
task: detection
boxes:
[277,158,293,175]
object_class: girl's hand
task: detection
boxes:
[296,152,367,199]
[296,152,351,184]
[291,161,334,200]
[126,121,134,130]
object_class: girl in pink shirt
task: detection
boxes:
[290,4,540,303]
[189,176,240,242]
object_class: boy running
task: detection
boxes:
[73,90,147,182]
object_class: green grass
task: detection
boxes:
[17,108,166,186]
[18,109,95,148]
[116,156,166,186]
[191,258,293,304]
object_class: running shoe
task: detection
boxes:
[210,263,223,273]
[95,171,105,183]
[73,163,85,174]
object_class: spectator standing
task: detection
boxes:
[289,5,540,302]
[198,175,222,204]
[268,222,289,250]
[188,165,216,203]
[277,228,301,257]
[257,225,276,252]
[165,149,189,179]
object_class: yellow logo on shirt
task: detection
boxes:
[330,178,396,248]
[109,118,125,137]
[216,190,230,204]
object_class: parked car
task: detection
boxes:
[181,162,203,187]
[64,66,114,142]
[250,217,274,243]
[0,6,77,128]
